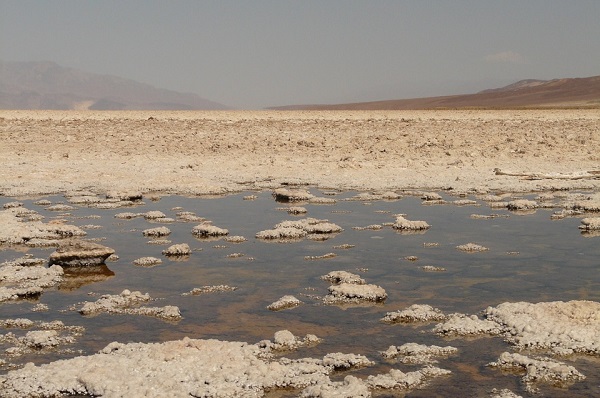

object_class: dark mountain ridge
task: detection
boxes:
[270,75,600,110]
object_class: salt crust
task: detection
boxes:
[48,240,116,267]
[288,206,308,214]
[392,215,430,231]
[484,300,600,355]
[162,243,191,256]
[579,217,600,230]
[321,271,365,285]
[0,259,63,302]
[79,289,182,321]
[273,187,315,202]
[433,314,503,336]
[490,388,523,398]
[182,285,237,295]
[0,326,451,398]
[256,217,342,240]
[456,242,489,252]
[224,235,247,243]
[0,319,84,357]
[142,226,171,237]
[133,257,162,267]
[324,283,387,304]
[191,223,229,237]
[0,209,86,245]
[381,343,458,364]
[507,199,539,210]
[489,352,585,392]
[267,295,303,311]
[382,304,446,324]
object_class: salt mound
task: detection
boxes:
[507,199,539,211]
[485,300,600,355]
[323,283,387,304]
[579,217,600,230]
[456,243,489,252]
[392,215,430,231]
[380,343,457,364]
[142,226,171,237]
[192,223,229,237]
[49,240,115,266]
[433,313,503,336]
[321,271,365,285]
[79,289,181,321]
[256,218,342,241]
[381,304,446,323]
[267,295,303,311]
[273,187,315,202]
[489,352,585,393]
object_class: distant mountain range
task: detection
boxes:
[0,61,228,110]
[271,75,600,110]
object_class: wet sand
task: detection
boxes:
[1,109,599,197]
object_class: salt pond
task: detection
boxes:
[0,189,599,396]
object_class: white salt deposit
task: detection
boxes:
[256,217,342,240]
[267,295,303,311]
[133,257,162,267]
[507,199,539,210]
[456,243,489,252]
[273,187,315,202]
[484,300,600,355]
[381,304,446,323]
[433,313,503,336]
[182,285,237,295]
[79,289,182,321]
[321,271,366,285]
[48,240,115,267]
[323,283,387,304]
[489,352,585,393]
[380,343,457,364]
[162,243,191,256]
[191,223,229,237]
[142,226,171,237]
[579,217,600,230]
[392,215,430,230]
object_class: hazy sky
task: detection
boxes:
[1,1,599,109]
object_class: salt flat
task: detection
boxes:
[1,110,598,197]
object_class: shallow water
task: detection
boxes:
[1,190,599,397]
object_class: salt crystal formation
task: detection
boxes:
[380,343,457,364]
[272,187,315,202]
[191,223,229,237]
[0,258,63,302]
[489,352,586,393]
[507,199,539,210]
[381,304,446,324]
[49,240,115,267]
[182,285,237,295]
[256,218,342,240]
[0,209,86,245]
[79,289,181,321]
[579,217,600,230]
[162,243,191,256]
[433,314,503,336]
[322,270,386,305]
[324,283,387,305]
[321,271,365,285]
[392,215,430,231]
[484,300,600,355]
[142,226,171,237]
[133,257,162,267]
[456,243,489,252]
[0,330,451,398]
[267,295,303,311]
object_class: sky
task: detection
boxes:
[1,1,599,109]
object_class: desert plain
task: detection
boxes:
[0,109,599,397]
[1,109,599,196]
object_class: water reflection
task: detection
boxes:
[0,190,598,396]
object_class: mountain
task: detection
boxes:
[270,75,600,110]
[0,61,228,110]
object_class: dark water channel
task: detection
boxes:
[0,190,599,397]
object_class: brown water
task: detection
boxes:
[1,190,599,397]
